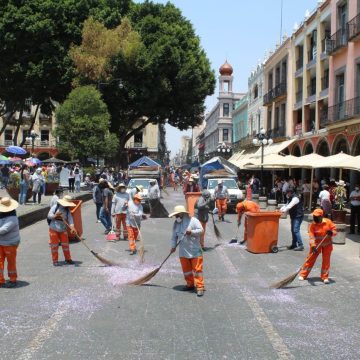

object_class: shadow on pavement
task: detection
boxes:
[4,280,30,289]
[172,285,195,293]
[57,260,83,267]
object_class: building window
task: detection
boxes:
[4,130,12,141]
[223,129,229,141]
[223,103,230,117]
[41,130,49,142]
[134,132,143,147]
[22,130,29,142]
[253,84,258,99]
[336,73,345,104]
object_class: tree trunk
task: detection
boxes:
[19,104,40,147]
[13,109,23,146]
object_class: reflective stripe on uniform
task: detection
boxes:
[183,271,193,276]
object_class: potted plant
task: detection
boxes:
[45,171,60,195]
[331,180,347,223]
[6,172,32,201]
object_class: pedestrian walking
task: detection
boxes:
[47,195,77,266]
[111,183,129,240]
[1,165,10,188]
[318,184,332,218]
[280,189,304,251]
[214,180,229,221]
[68,166,75,192]
[299,208,337,284]
[194,190,212,250]
[349,184,360,234]
[74,166,82,193]
[301,179,311,210]
[0,197,20,288]
[93,179,104,223]
[99,181,113,234]
[31,168,45,204]
[19,165,30,205]
[126,194,144,255]
[183,177,200,194]
[169,205,205,297]
[236,199,260,243]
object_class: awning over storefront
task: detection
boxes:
[251,139,296,158]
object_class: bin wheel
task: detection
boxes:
[271,245,279,253]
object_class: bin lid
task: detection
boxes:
[245,211,281,217]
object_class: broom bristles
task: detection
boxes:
[127,267,160,285]
[91,251,119,267]
[269,270,299,289]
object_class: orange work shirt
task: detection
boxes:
[308,218,337,247]
[236,200,260,214]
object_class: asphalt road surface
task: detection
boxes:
[1,190,360,360]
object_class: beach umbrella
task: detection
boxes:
[5,146,27,155]
[9,157,23,163]
[0,155,9,161]
[0,160,10,165]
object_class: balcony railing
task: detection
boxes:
[320,107,329,127]
[308,48,316,62]
[4,140,13,146]
[348,13,360,41]
[272,126,286,138]
[321,76,329,91]
[296,58,303,71]
[129,142,146,149]
[296,90,303,103]
[263,82,287,105]
[327,97,360,124]
[329,28,348,54]
[321,38,332,54]
[307,84,316,97]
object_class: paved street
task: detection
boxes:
[1,190,360,360]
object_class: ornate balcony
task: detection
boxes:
[329,28,348,54]
[326,97,360,125]
[263,82,287,105]
[348,13,360,41]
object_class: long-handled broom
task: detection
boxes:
[210,212,222,240]
[63,219,119,267]
[269,234,328,289]
[230,223,241,244]
[127,234,185,286]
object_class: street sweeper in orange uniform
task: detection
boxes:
[299,208,337,284]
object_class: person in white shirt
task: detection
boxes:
[349,184,360,234]
[318,184,331,218]
[301,179,311,210]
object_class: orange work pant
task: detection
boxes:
[200,222,206,248]
[216,199,227,218]
[180,256,204,289]
[127,226,139,251]
[49,229,71,262]
[0,245,18,284]
[115,214,127,238]
[299,244,333,280]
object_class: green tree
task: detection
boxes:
[72,1,215,158]
[55,86,118,160]
[0,0,131,144]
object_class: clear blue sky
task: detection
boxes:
[136,0,318,156]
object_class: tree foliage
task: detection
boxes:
[73,1,215,151]
[0,0,131,143]
[55,86,118,160]
[70,16,142,83]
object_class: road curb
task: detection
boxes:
[18,193,93,229]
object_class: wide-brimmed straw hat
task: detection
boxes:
[168,205,189,218]
[118,183,126,188]
[58,195,76,208]
[135,185,144,192]
[0,197,19,212]
[336,180,345,186]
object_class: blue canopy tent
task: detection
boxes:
[200,156,238,189]
[129,156,161,169]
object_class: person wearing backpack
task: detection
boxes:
[47,195,76,266]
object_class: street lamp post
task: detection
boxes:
[217,142,232,159]
[252,128,273,195]
[26,130,39,156]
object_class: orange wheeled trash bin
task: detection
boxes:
[67,199,83,240]
[245,211,281,253]
[185,192,201,216]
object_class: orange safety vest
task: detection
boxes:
[236,200,260,214]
